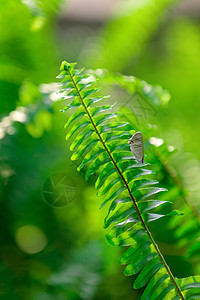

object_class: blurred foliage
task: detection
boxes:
[23,0,65,19]
[0,0,60,115]
[1,0,200,299]
[132,19,200,159]
[87,0,180,71]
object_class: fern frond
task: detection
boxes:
[89,68,171,108]
[147,134,200,262]
[56,61,200,299]
[126,114,200,265]
[122,106,200,272]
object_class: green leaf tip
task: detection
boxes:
[60,61,77,72]
[60,61,71,72]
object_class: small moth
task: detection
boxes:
[128,131,144,164]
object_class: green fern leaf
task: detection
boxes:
[56,61,200,300]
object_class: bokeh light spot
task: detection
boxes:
[149,137,164,147]
[15,225,47,254]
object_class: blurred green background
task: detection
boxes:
[1,0,200,299]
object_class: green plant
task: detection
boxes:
[56,61,200,299]
[90,68,200,271]
[88,68,200,272]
